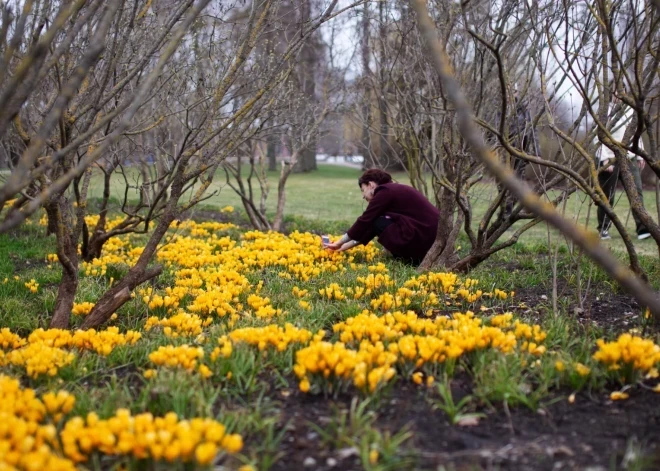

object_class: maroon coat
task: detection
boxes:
[347,183,439,262]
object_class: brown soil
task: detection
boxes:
[268,380,660,471]
[513,283,656,337]
[9,253,48,274]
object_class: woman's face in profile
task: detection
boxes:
[360,182,376,202]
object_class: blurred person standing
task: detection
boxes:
[501,89,540,217]
[596,94,650,241]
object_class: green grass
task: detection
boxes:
[465,181,660,257]
[87,164,659,258]
[0,224,56,333]
[89,164,371,222]
[1,209,659,470]
[2,168,659,470]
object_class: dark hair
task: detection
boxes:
[358,169,392,188]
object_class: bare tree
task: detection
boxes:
[410,0,660,318]
[222,4,351,230]
[357,0,659,280]
[1,0,211,328]
[0,0,359,329]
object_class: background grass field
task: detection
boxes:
[2,166,660,471]
[88,164,660,256]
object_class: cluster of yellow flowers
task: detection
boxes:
[122,230,387,338]
[313,271,495,312]
[0,375,76,471]
[221,324,317,352]
[593,334,660,383]
[24,279,39,293]
[145,311,212,338]
[139,285,189,313]
[175,219,237,238]
[294,340,397,393]
[493,288,509,300]
[187,287,241,320]
[0,328,26,349]
[83,214,126,231]
[0,327,142,378]
[402,273,511,306]
[404,272,459,293]
[210,338,233,362]
[370,292,411,311]
[367,262,388,273]
[2,198,17,211]
[333,310,423,344]
[71,301,94,316]
[0,375,242,468]
[32,218,545,395]
[291,310,547,394]
[318,283,346,301]
[246,293,283,319]
[2,342,76,379]
[357,273,395,291]
[61,410,242,464]
[148,345,211,378]
[80,236,142,277]
[28,327,142,356]
[344,285,372,300]
[143,292,180,312]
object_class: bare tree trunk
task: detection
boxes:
[377,0,390,169]
[47,199,79,329]
[85,169,113,261]
[418,188,461,269]
[361,1,374,170]
[294,0,318,173]
[298,146,317,172]
[267,132,277,172]
[50,266,78,329]
[273,155,297,231]
[656,176,660,230]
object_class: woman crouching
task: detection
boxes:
[325,169,439,266]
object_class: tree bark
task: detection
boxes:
[267,132,278,172]
[360,1,374,169]
[80,265,162,329]
[46,198,79,329]
[49,267,78,329]
[273,154,297,231]
[377,0,390,169]
[294,0,318,173]
[84,169,112,260]
[418,188,461,270]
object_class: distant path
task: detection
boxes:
[316,155,362,169]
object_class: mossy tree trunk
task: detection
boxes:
[47,198,79,329]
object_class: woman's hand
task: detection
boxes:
[324,240,343,251]
[337,241,359,252]
[325,239,358,252]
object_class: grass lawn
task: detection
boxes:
[89,163,659,256]
[90,164,369,222]
[1,211,659,470]
[2,164,659,470]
